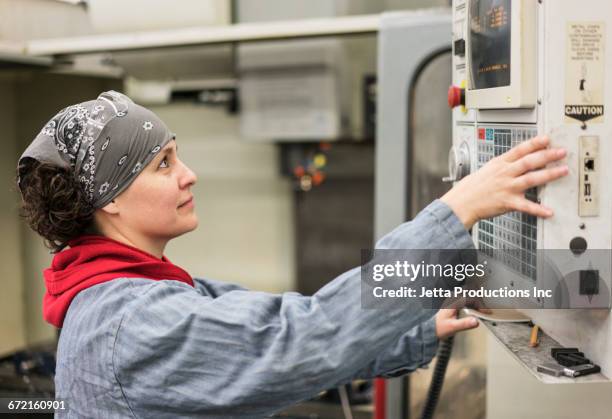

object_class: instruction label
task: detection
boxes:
[565,22,605,125]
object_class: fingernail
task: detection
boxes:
[557,149,567,157]
[470,318,478,326]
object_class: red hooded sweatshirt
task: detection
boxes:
[42,235,194,328]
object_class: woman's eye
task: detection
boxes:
[159,157,169,169]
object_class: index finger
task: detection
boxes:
[502,135,550,162]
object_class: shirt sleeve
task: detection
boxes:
[347,316,438,381]
[112,199,473,418]
[193,266,438,381]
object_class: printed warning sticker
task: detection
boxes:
[565,22,605,125]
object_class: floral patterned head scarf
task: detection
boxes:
[17,90,175,209]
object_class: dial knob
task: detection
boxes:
[443,141,471,183]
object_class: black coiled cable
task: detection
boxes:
[421,336,454,419]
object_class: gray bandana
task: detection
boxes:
[17,90,175,209]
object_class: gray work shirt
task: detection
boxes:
[55,199,473,418]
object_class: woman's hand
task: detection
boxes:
[440,136,568,230]
[435,309,478,340]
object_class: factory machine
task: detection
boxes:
[376,1,612,417]
[447,0,612,377]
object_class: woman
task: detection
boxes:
[16,91,568,418]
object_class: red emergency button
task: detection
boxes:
[447,85,465,108]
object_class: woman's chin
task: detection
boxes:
[166,217,199,239]
[186,216,199,232]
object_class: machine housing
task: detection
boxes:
[450,0,612,376]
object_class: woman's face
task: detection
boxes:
[110,140,198,241]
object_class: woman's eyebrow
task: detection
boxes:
[153,142,178,165]
[161,142,178,155]
[152,145,171,165]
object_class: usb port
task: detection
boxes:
[579,136,599,216]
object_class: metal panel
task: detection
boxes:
[410,52,453,216]
[375,9,453,418]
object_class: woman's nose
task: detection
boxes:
[179,161,197,188]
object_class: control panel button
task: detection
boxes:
[569,236,588,254]
[447,85,465,108]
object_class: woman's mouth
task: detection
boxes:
[178,197,194,208]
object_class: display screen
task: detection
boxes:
[469,0,511,89]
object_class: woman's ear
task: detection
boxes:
[99,199,120,215]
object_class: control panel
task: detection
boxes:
[449,0,612,376]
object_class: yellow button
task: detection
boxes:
[314,154,327,168]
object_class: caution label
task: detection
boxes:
[565,22,605,125]
[565,105,604,121]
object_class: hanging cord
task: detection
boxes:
[338,385,354,419]
[421,336,454,419]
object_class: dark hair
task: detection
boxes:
[16,158,98,253]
